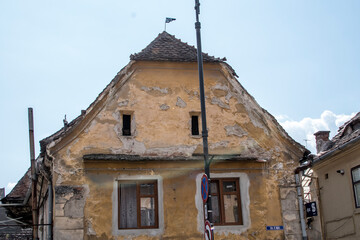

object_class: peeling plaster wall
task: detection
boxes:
[48,61,304,239]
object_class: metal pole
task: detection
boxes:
[28,108,39,240]
[48,180,53,240]
[194,0,213,227]
[295,172,308,240]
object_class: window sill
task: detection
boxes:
[120,135,135,138]
[191,135,202,139]
[114,228,163,237]
[354,207,360,215]
[213,225,249,235]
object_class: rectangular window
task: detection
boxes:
[122,114,131,136]
[351,166,360,208]
[118,180,158,229]
[191,115,199,136]
[210,178,243,225]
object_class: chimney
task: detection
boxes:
[0,188,4,200]
[314,131,330,154]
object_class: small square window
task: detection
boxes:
[122,114,131,136]
[191,115,199,136]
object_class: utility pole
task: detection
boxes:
[194,0,214,233]
[28,108,38,240]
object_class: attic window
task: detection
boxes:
[353,122,360,131]
[122,114,131,136]
[191,115,199,136]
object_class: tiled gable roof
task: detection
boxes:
[316,112,360,158]
[328,112,360,150]
[2,168,31,203]
[130,31,225,63]
[40,32,240,153]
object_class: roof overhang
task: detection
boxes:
[313,134,360,166]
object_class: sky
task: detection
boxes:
[1,0,359,195]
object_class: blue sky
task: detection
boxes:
[1,0,359,194]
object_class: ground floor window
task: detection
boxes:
[351,166,360,208]
[210,178,243,225]
[118,180,158,229]
[196,172,250,235]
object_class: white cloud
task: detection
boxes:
[6,182,16,193]
[276,110,356,154]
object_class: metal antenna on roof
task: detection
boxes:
[304,139,310,147]
[164,17,176,32]
[63,115,68,130]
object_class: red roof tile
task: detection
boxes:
[130,31,225,62]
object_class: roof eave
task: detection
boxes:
[313,134,360,165]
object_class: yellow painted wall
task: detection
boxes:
[49,61,304,239]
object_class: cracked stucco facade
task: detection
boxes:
[45,61,305,240]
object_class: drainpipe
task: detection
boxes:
[47,179,53,240]
[295,164,310,240]
[29,108,39,240]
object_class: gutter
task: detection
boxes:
[314,134,360,165]
[294,159,312,240]
[47,178,53,240]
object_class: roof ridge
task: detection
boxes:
[130,31,225,62]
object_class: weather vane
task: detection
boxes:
[164,17,176,31]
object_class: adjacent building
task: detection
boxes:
[0,183,32,239]
[312,112,360,239]
[4,32,307,240]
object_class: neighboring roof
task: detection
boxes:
[2,168,31,204]
[314,112,360,163]
[130,31,226,63]
[0,207,32,237]
[1,168,32,226]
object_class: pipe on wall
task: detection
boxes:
[47,179,53,240]
[295,172,308,240]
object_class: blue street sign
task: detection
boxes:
[266,226,284,231]
[305,202,318,217]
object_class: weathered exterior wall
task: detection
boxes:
[306,179,323,240]
[312,144,360,239]
[47,61,304,239]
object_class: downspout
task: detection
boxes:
[295,163,311,240]
[47,178,53,240]
[28,108,39,240]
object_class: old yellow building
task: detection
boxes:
[5,32,306,240]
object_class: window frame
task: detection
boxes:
[196,172,250,235]
[209,178,243,226]
[117,180,159,229]
[351,165,360,208]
